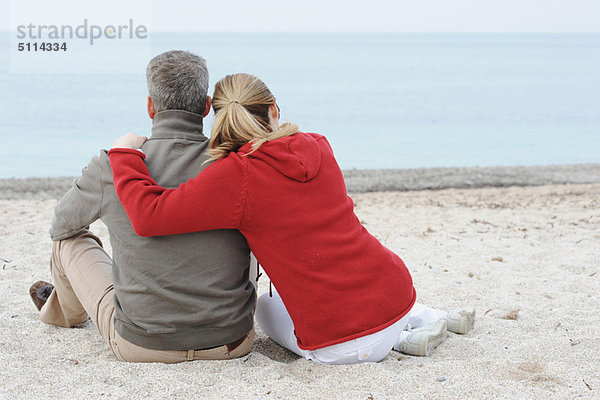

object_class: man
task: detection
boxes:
[29,50,256,362]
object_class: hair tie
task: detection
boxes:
[230,100,240,105]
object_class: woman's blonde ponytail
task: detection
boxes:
[206,73,299,162]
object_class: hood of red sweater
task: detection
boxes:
[239,132,322,182]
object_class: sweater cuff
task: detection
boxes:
[107,148,146,159]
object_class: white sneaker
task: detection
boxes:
[397,320,448,356]
[445,307,476,334]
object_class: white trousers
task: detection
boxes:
[255,292,447,365]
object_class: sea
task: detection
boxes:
[0,33,599,178]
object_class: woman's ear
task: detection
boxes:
[147,97,156,119]
[269,103,279,120]
[203,96,212,118]
[268,103,280,131]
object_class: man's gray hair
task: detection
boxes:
[146,50,209,115]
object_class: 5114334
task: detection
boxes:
[18,42,67,52]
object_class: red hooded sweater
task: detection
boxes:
[109,132,416,350]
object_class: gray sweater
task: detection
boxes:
[50,110,255,350]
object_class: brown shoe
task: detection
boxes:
[29,281,54,311]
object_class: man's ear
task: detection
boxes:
[147,96,156,119]
[203,96,212,118]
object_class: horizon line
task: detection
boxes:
[1,29,599,34]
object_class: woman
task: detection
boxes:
[108,73,475,365]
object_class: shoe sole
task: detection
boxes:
[456,309,476,334]
[420,321,448,356]
[29,280,53,311]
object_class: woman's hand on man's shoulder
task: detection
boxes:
[111,132,148,150]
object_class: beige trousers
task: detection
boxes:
[40,231,254,363]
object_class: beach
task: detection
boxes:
[1,166,599,399]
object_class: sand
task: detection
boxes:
[3,163,600,199]
[1,171,599,399]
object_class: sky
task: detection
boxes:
[2,0,600,32]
